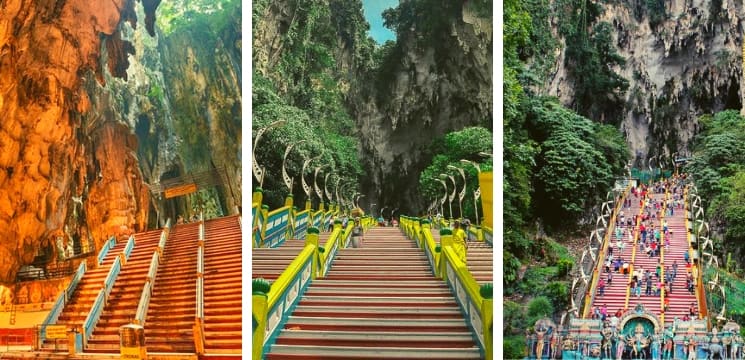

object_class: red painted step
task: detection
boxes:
[203,215,242,355]
[86,229,163,353]
[144,221,201,353]
[266,227,481,360]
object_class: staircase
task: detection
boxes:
[42,241,128,351]
[266,227,482,359]
[144,222,201,353]
[467,241,493,284]
[252,235,327,282]
[660,188,698,323]
[86,230,162,352]
[429,227,492,284]
[589,188,698,325]
[203,215,242,355]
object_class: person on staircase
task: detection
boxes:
[350,218,364,248]
[452,221,468,264]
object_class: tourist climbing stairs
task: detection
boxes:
[659,189,697,323]
[265,227,482,359]
[143,221,201,353]
[41,240,129,351]
[85,230,162,352]
[623,193,665,318]
[589,188,698,324]
[202,215,242,355]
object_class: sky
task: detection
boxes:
[362,0,398,44]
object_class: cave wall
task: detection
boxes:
[351,4,493,214]
[545,0,744,162]
[159,11,242,215]
[0,0,150,285]
[0,0,241,287]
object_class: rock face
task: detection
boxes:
[545,0,744,162]
[160,17,242,214]
[0,0,241,286]
[0,0,148,285]
[352,3,492,213]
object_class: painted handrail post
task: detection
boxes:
[414,218,423,249]
[332,220,343,249]
[193,218,206,354]
[260,204,269,247]
[482,297,493,360]
[306,227,320,279]
[439,228,453,281]
[252,188,264,248]
[252,279,270,359]
[420,219,431,250]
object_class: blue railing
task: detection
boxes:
[134,252,159,325]
[97,236,116,265]
[263,247,315,354]
[294,212,309,240]
[265,208,290,248]
[483,228,492,246]
[39,261,87,344]
[123,235,135,260]
[83,256,121,347]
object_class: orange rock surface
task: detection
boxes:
[0,1,150,284]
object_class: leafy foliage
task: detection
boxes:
[417,127,493,220]
[555,0,629,124]
[157,0,240,37]
[686,110,745,264]
[529,99,630,227]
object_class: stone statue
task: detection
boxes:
[626,322,651,359]
[535,324,547,360]
[651,332,661,360]
[616,338,626,360]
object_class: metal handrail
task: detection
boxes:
[134,281,152,325]
[38,261,86,345]
[83,256,121,347]
[97,236,116,266]
[194,222,206,354]
[123,235,135,260]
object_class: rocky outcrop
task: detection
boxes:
[0,0,152,285]
[160,10,242,214]
[0,0,240,291]
[352,3,492,213]
[545,0,744,162]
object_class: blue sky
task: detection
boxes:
[362,0,398,44]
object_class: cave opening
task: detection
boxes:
[723,76,742,111]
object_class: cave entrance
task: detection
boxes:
[150,166,236,225]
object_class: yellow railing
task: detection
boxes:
[253,243,316,359]
[684,186,708,320]
[582,184,631,318]
[624,188,647,310]
[399,216,491,359]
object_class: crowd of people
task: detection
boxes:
[593,175,700,321]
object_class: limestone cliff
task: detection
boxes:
[352,2,492,213]
[0,0,241,287]
[545,0,744,162]
[0,0,151,285]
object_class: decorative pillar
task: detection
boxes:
[306,227,320,279]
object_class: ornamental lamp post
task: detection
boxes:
[439,173,456,220]
[314,164,330,210]
[301,155,321,211]
[435,178,448,219]
[460,159,482,226]
[252,120,286,188]
[447,165,467,219]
